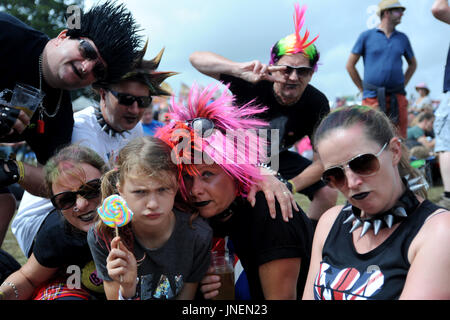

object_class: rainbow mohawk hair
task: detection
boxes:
[156,83,269,200]
[269,3,319,67]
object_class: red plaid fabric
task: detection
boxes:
[32,280,91,300]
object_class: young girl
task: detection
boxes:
[87,136,212,300]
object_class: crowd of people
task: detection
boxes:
[0,0,449,301]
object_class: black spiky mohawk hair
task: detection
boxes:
[66,1,143,84]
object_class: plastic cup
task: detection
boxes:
[0,83,45,117]
[210,250,235,300]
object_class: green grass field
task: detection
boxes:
[1,186,445,267]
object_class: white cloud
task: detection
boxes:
[85,0,447,103]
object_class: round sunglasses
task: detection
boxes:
[51,178,101,210]
[321,142,388,188]
[109,90,152,109]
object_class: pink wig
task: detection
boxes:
[156,83,269,200]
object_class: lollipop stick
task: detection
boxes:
[115,225,123,283]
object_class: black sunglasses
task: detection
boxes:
[51,178,101,210]
[321,143,388,189]
[278,65,313,77]
[185,118,215,137]
[109,90,152,109]
[78,39,107,81]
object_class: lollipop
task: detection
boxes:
[97,195,133,236]
[97,195,133,283]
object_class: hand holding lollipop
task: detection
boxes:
[97,195,134,284]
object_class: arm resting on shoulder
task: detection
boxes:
[289,157,324,193]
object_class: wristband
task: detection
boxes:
[16,160,25,183]
[1,281,19,299]
[288,179,297,194]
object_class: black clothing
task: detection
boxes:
[0,12,73,164]
[210,193,313,300]
[33,210,91,269]
[220,75,329,198]
[220,74,329,152]
[315,200,441,300]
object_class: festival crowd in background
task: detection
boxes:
[0,0,449,301]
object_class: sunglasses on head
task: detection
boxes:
[321,142,388,188]
[109,90,152,108]
[278,65,313,77]
[78,39,107,81]
[51,178,101,210]
[185,118,215,137]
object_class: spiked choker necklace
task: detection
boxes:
[343,180,420,238]
[94,107,129,138]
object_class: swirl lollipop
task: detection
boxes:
[97,195,133,283]
[97,195,133,236]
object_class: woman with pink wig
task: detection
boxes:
[156,83,313,300]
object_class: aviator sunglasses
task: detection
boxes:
[109,90,152,109]
[51,178,101,210]
[278,65,313,77]
[321,142,388,188]
[78,39,107,81]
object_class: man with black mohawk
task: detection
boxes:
[0,1,141,248]
[13,42,176,259]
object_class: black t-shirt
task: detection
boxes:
[220,74,330,151]
[33,210,105,297]
[0,13,73,164]
[317,200,441,300]
[33,210,92,269]
[209,192,313,300]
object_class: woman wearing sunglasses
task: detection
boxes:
[0,145,107,300]
[157,84,314,300]
[302,105,450,300]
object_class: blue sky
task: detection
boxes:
[86,0,449,104]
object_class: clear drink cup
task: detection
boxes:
[0,83,45,117]
[210,250,235,300]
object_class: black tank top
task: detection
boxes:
[314,200,440,300]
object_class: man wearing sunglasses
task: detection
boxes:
[0,2,142,246]
[346,0,417,139]
[12,45,175,258]
[189,5,337,223]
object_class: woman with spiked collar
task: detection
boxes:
[303,105,450,300]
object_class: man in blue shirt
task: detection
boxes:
[141,104,164,136]
[346,0,417,138]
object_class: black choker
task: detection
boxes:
[95,107,129,138]
[343,179,420,238]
